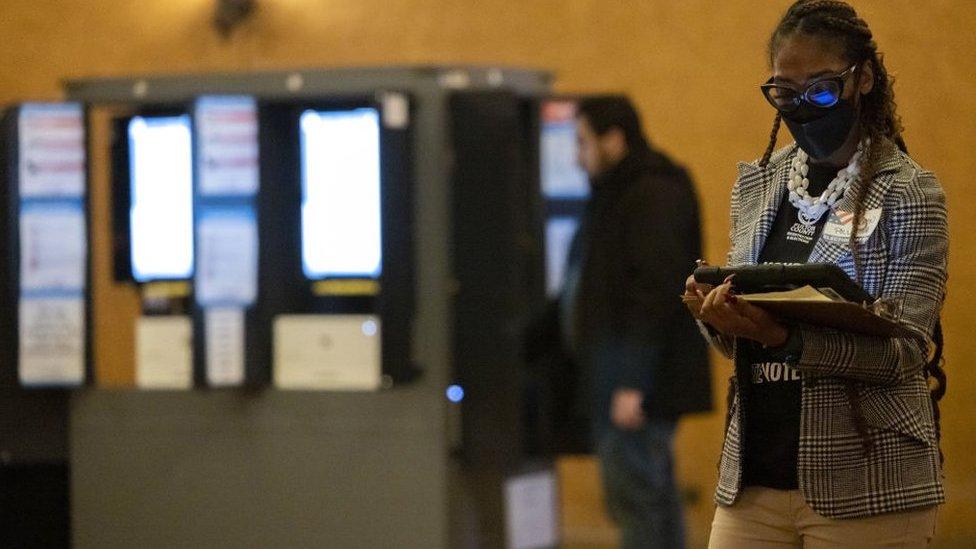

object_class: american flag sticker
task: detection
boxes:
[824,207,883,241]
[834,209,856,225]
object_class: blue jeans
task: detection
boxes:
[596,420,684,549]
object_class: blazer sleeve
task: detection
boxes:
[695,177,741,359]
[795,170,948,384]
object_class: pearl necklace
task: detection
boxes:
[787,140,868,227]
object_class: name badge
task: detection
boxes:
[823,207,882,242]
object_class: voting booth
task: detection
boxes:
[61,67,569,548]
[257,94,416,390]
[1,103,90,388]
[0,69,607,546]
[110,106,198,388]
[0,103,89,546]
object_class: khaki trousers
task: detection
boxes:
[708,487,937,548]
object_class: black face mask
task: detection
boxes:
[782,98,858,160]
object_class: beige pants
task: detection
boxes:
[708,487,938,548]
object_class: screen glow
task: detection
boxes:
[127,115,194,282]
[300,108,382,279]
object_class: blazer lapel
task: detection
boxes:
[736,151,791,265]
[808,139,903,265]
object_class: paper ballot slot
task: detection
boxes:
[136,316,193,389]
[273,315,381,390]
[19,298,85,386]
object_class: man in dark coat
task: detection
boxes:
[561,96,711,548]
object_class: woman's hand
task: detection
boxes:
[699,281,790,348]
[684,260,714,319]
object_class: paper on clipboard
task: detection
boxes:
[682,285,912,338]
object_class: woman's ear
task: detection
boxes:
[858,60,875,95]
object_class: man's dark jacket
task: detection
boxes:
[527,145,711,450]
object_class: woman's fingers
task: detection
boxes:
[685,274,714,299]
[701,282,727,312]
[702,282,789,345]
[701,283,744,335]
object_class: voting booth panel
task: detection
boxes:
[0,102,89,547]
[2,104,91,389]
[108,105,197,389]
[256,94,416,389]
[46,67,583,548]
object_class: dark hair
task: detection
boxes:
[576,95,650,152]
[762,0,946,463]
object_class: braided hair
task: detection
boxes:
[761,0,947,462]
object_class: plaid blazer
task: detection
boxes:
[708,139,948,518]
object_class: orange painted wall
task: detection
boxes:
[2,1,974,546]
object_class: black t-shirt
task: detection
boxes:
[741,162,836,490]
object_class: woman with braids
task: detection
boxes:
[685,1,948,547]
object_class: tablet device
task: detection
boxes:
[693,263,874,303]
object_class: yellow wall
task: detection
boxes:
[3,1,974,546]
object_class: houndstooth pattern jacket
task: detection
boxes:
[707,139,948,519]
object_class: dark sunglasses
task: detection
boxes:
[760,64,858,113]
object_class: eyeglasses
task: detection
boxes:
[760,65,858,113]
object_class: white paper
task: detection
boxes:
[504,470,559,549]
[540,101,588,199]
[205,307,246,386]
[136,316,193,389]
[545,217,579,297]
[19,298,85,386]
[18,103,85,198]
[381,92,409,129]
[19,205,87,292]
[273,315,381,391]
[196,211,258,306]
[196,96,259,197]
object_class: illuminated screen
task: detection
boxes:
[545,217,579,297]
[300,108,382,279]
[540,100,589,199]
[127,115,194,282]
